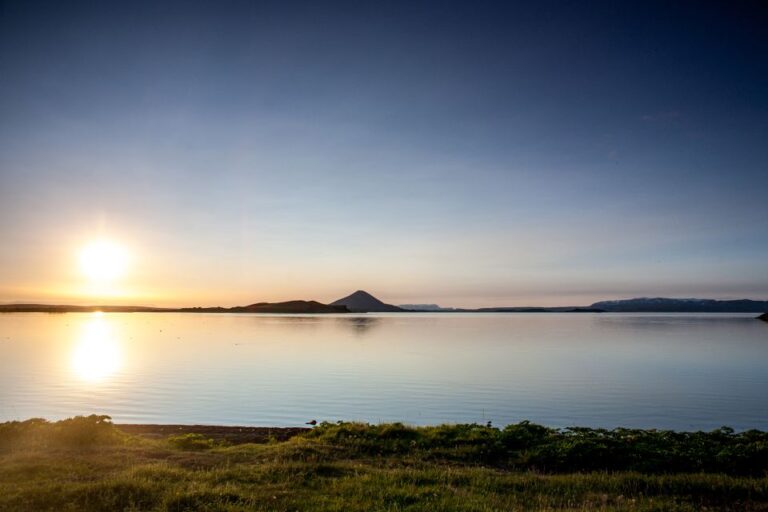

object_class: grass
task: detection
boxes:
[1,416,767,511]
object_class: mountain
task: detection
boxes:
[591,298,768,313]
[330,290,403,313]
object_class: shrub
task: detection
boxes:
[167,433,217,451]
[0,418,48,451]
[305,421,768,475]
[0,415,121,451]
[53,415,121,448]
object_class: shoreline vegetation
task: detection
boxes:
[2,416,768,511]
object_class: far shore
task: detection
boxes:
[0,301,768,314]
[2,296,767,314]
[0,303,604,314]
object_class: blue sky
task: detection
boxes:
[0,0,766,307]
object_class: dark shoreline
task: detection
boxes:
[2,304,767,314]
[116,424,308,444]
[0,304,604,314]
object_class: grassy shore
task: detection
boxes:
[1,416,767,511]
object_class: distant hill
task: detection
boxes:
[180,300,347,314]
[591,298,768,313]
[331,290,403,313]
[399,303,442,311]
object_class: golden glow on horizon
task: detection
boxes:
[71,312,122,382]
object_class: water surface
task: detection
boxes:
[0,312,766,430]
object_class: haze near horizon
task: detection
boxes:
[1,0,767,308]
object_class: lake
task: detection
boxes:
[0,312,766,430]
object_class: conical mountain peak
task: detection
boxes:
[330,290,403,313]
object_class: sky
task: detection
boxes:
[0,0,766,308]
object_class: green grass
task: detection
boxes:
[1,416,767,511]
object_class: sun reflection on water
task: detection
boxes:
[71,313,122,382]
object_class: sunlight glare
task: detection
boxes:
[71,314,122,382]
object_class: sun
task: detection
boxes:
[79,239,130,284]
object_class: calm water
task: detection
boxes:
[0,312,766,430]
